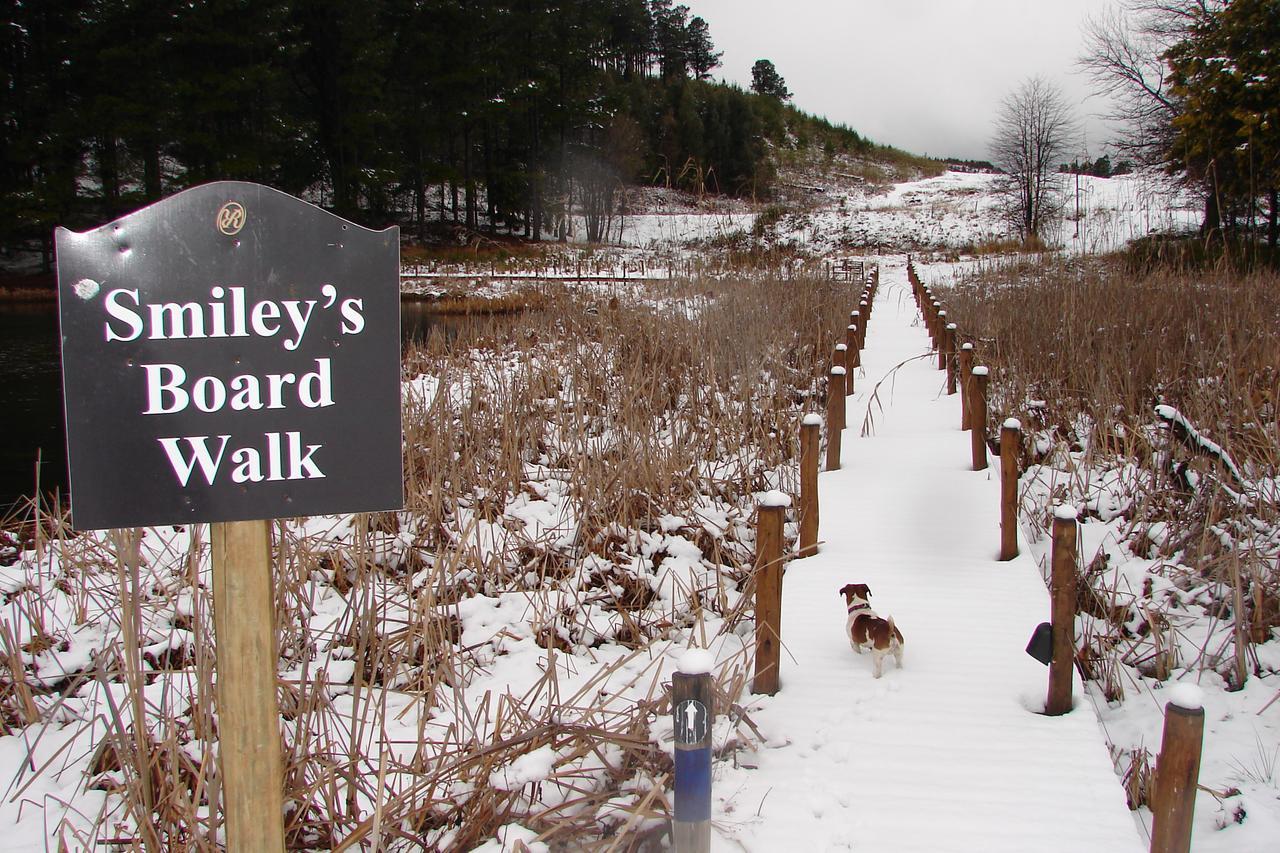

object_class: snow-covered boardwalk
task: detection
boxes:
[711,257,1143,851]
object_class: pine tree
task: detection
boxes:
[750,59,790,102]
[1166,0,1280,242]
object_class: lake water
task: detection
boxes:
[0,300,469,516]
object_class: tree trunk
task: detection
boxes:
[1268,187,1278,250]
[143,143,162,202]
[1202,175,1221,236]
[97,136,120,217]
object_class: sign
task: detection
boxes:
[674,698,709,745]
[56,182,403,529]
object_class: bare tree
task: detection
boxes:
[990,77,1077,242]
[1079,1,1224,167]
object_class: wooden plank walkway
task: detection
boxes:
[709,256,1143,851]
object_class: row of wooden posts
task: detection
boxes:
[669,266,879,850]
[905,257,1205,853]
[672,259,1204,853]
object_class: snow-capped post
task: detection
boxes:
[970,367,989,471]
[672,648,715,853]
[1149,685,1205,853]
[999,419,1021,561]
[945,324,958,395]
[752,491,789,695]
[833,342,847,375]
[859,299,870,346]
[959,343,975,430]
[1046,505,1078,716]
[54,182,404,853]
[846,325,859,378]
[799,414,821,557]
[848,314,860,368]
[825,366,845,470]
[936,311,948,367]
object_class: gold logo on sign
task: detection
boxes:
[216,201,246,236]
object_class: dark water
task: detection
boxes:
[0,300,468,516]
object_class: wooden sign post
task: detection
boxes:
[212,520,285,852]
[55,182,404,849]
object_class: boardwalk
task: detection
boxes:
[710,257,1143,851]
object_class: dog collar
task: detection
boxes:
[847,602,872,614]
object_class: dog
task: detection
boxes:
[839,583,904,678]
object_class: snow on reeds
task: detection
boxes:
[0,270,856,849]
[938,255,1280,820]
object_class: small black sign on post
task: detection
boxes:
[56,182,403,851]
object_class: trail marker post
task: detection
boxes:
[672,650,715,853]
[55,182,403,850]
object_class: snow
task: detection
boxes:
[712,260,1143,851]
[830,365,846,375]
[971,365,989,377]
[1004,417,1023,430]
[3,164,1273,850]
[1167,683,1205,711]
[678,648,715,675]
[759,490,791,508]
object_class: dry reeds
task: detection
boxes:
[942,254,1280,691]
[0,269,856,849]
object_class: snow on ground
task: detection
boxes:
[597,169,1203,258]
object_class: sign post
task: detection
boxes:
[56,182,403,849]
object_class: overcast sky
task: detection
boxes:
[685,0,1123,162]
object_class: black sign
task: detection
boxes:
[56,182,403,529]
[674,698,709,746]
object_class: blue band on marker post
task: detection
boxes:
[673,746,712,822]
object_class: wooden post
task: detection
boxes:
[858,301,869,348]
[1149,689,1205,853]
[959,343,974,430]
[833,342,847,375]
[970,366,989,471]
[826,366,845,471]
[945,324,958,395]
[752,495,788,695]
[824,363,844,432]
[846,324,860,372]
[936,311,948,367]
[799,415,820,557]
[1045,507,1078,716]
[1000,419,1021,561]
[672,654,715,853]
[211,520,286,853]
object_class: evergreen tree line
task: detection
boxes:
[1164,0,1279,246]
[1,0,871,264]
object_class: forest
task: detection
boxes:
[0,0,879,262]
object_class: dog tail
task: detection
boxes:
[887,616,899,641]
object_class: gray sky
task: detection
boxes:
[685,0,1122,161]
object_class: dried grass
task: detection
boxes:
[0,268,861,849]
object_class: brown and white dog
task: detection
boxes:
[839,583,904,678]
